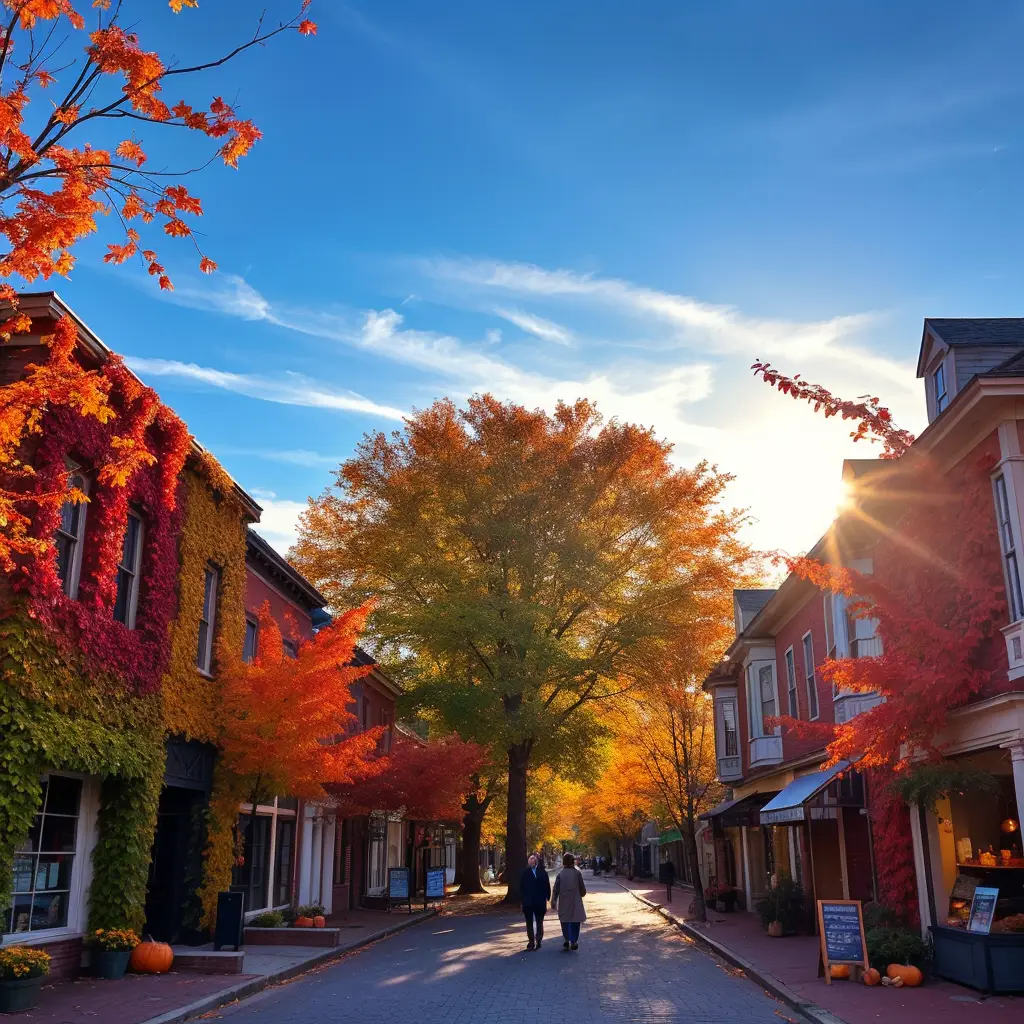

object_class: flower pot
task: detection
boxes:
[0,975,44,1014]
[92,950,132,980]
[715,900,727,913]
[767,920,784,938]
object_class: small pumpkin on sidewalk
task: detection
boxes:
[294,916,314,928]
[886,964,922,987]
[829,964,850,980]
[313,915,326,928]
[130,937,173,974]
[863,967,881,986]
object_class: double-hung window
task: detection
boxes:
[934,362,949,414]
[802,632,820,720]
[113,511,144,628]
[242,616,259,663]
[55,472,89,599]
[196,565,220,673]
[785,647,799,718]
[994,474,1024,622]
[721,699,738,757]
[282,638,298,659]
[747,662,778,737]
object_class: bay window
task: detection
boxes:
[746,661,779,737]
[994,474,1024,622]
[721,699,738,757]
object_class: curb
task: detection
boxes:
[140,908,438,1024]
[615,882,846,1024]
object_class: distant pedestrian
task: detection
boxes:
[663,858,676,904]
[519,854,550,951]
[552,852,587,950]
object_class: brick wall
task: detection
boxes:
[35,936,83,981]
[245,569,315,648]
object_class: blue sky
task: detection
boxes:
[50,0,1024,554]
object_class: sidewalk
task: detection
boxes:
[15,907,437,1024]
[615,876,1023,1024]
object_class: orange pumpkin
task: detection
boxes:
[887,964,923,987]
[829,965,850,980]
[130,938,173,974]
[313,915,326,928]
[294,916,314,928]
[863,968,881,986]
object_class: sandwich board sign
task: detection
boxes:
[817,900,869,984]
[387,867,411,913]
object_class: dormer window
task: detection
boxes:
[934,362,949,414]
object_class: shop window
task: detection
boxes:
[242,616,258,662]
[113,511,144,628]
[55,472,90,599]
[6,776,82,934]
[196,565,220,673]
[993,474,1024,623]
[273,819,295,907]
[232,816,270,912]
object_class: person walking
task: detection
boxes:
[552,852,587,950]
[519,854,550,951]
[663,858,676,904]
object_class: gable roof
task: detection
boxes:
[734,589,777,631]
[918,318,1024,377]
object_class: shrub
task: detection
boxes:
[249,911,285,928]
[296,903,325,919]
[756,876,805,934]
[0,947,51,980]
[865,925,931,971]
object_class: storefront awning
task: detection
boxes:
[759,761,854,825]
[658,828,683,844]
[699,792,776,829]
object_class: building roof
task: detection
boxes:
[980,348,1024,379]
[735,589,777,619]
[246,529,326,612]
[924,318,1024,349]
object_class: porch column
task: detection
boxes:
[836,809,850,899]
[298,807,315,904]
[1005,740,1024,834]
[908,801,933,935]
[310,815,323,905]
[741,827,752,911]
[320,818,336,914]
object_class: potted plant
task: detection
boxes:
[294,904,324,928]
[707,883,737,913]
[0,946,51,1013]
[756,876,804,937]
[89,928,140,980]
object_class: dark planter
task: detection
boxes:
[930,925,1024,994]
[0,975,45,1014]
[92,950,131,980]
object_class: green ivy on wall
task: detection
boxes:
[0,611,165,930]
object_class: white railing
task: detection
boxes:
[833,691,884,725]
[850,635,882,658]
[748,734,783,768]
[1003,620,1024,679]
[717,755,742,782]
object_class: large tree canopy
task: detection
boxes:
[294,395,749,900]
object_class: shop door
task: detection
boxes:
[143,786,207,943]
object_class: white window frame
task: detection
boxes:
[802,632,819,720]
[113,510,144,629]
[746,660,780,738]
[55,471,90,600]
[237,796,298,919]
[934,361,949,414]
[718,697,739,758]
[784,646,799,719]
[196,564,220,674]
[994,473,1024,623]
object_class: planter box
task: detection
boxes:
[0,975,44,1014]
[243,927,341,948]
[930,925,1024,994]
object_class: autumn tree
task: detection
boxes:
[0,0,315,567]
[294,395,750,902]
[218,601,381,901]
[616,684,722,920]
[577,743,652,865]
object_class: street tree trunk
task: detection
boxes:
[457,788,491,895]
[503,741,530,903]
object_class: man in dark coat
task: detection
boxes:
[519,854,551,951]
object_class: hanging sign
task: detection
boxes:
[967,887,999,934]
[387,867,411,913]
[817,900,869,984]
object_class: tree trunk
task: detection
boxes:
[684,823,706,923]
[503,742,530,903]
[457,790,490,895]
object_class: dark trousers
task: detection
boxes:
[560,921,582,943]
[666,881,673,903]
[524,906,545,944]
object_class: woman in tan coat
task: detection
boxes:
[551,852,587,950]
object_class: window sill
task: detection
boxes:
[1,928,81,947]
[196,668,215,681]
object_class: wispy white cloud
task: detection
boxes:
[494,306,573,346]
[247,489,306,554]
[125,356,406,421]
[216,446,342,468]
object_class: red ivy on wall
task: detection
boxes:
[18,353,191,694]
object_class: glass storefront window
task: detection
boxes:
[5,776,82,934]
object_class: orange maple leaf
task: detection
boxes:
[298,19,317,36]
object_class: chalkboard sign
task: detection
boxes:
[816,900,868,985]
[967,887,999,934]
[426,868,446,901]
[387,867,411,913]
[214,890,245,951]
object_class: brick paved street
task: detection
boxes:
[216,876,791,1024]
